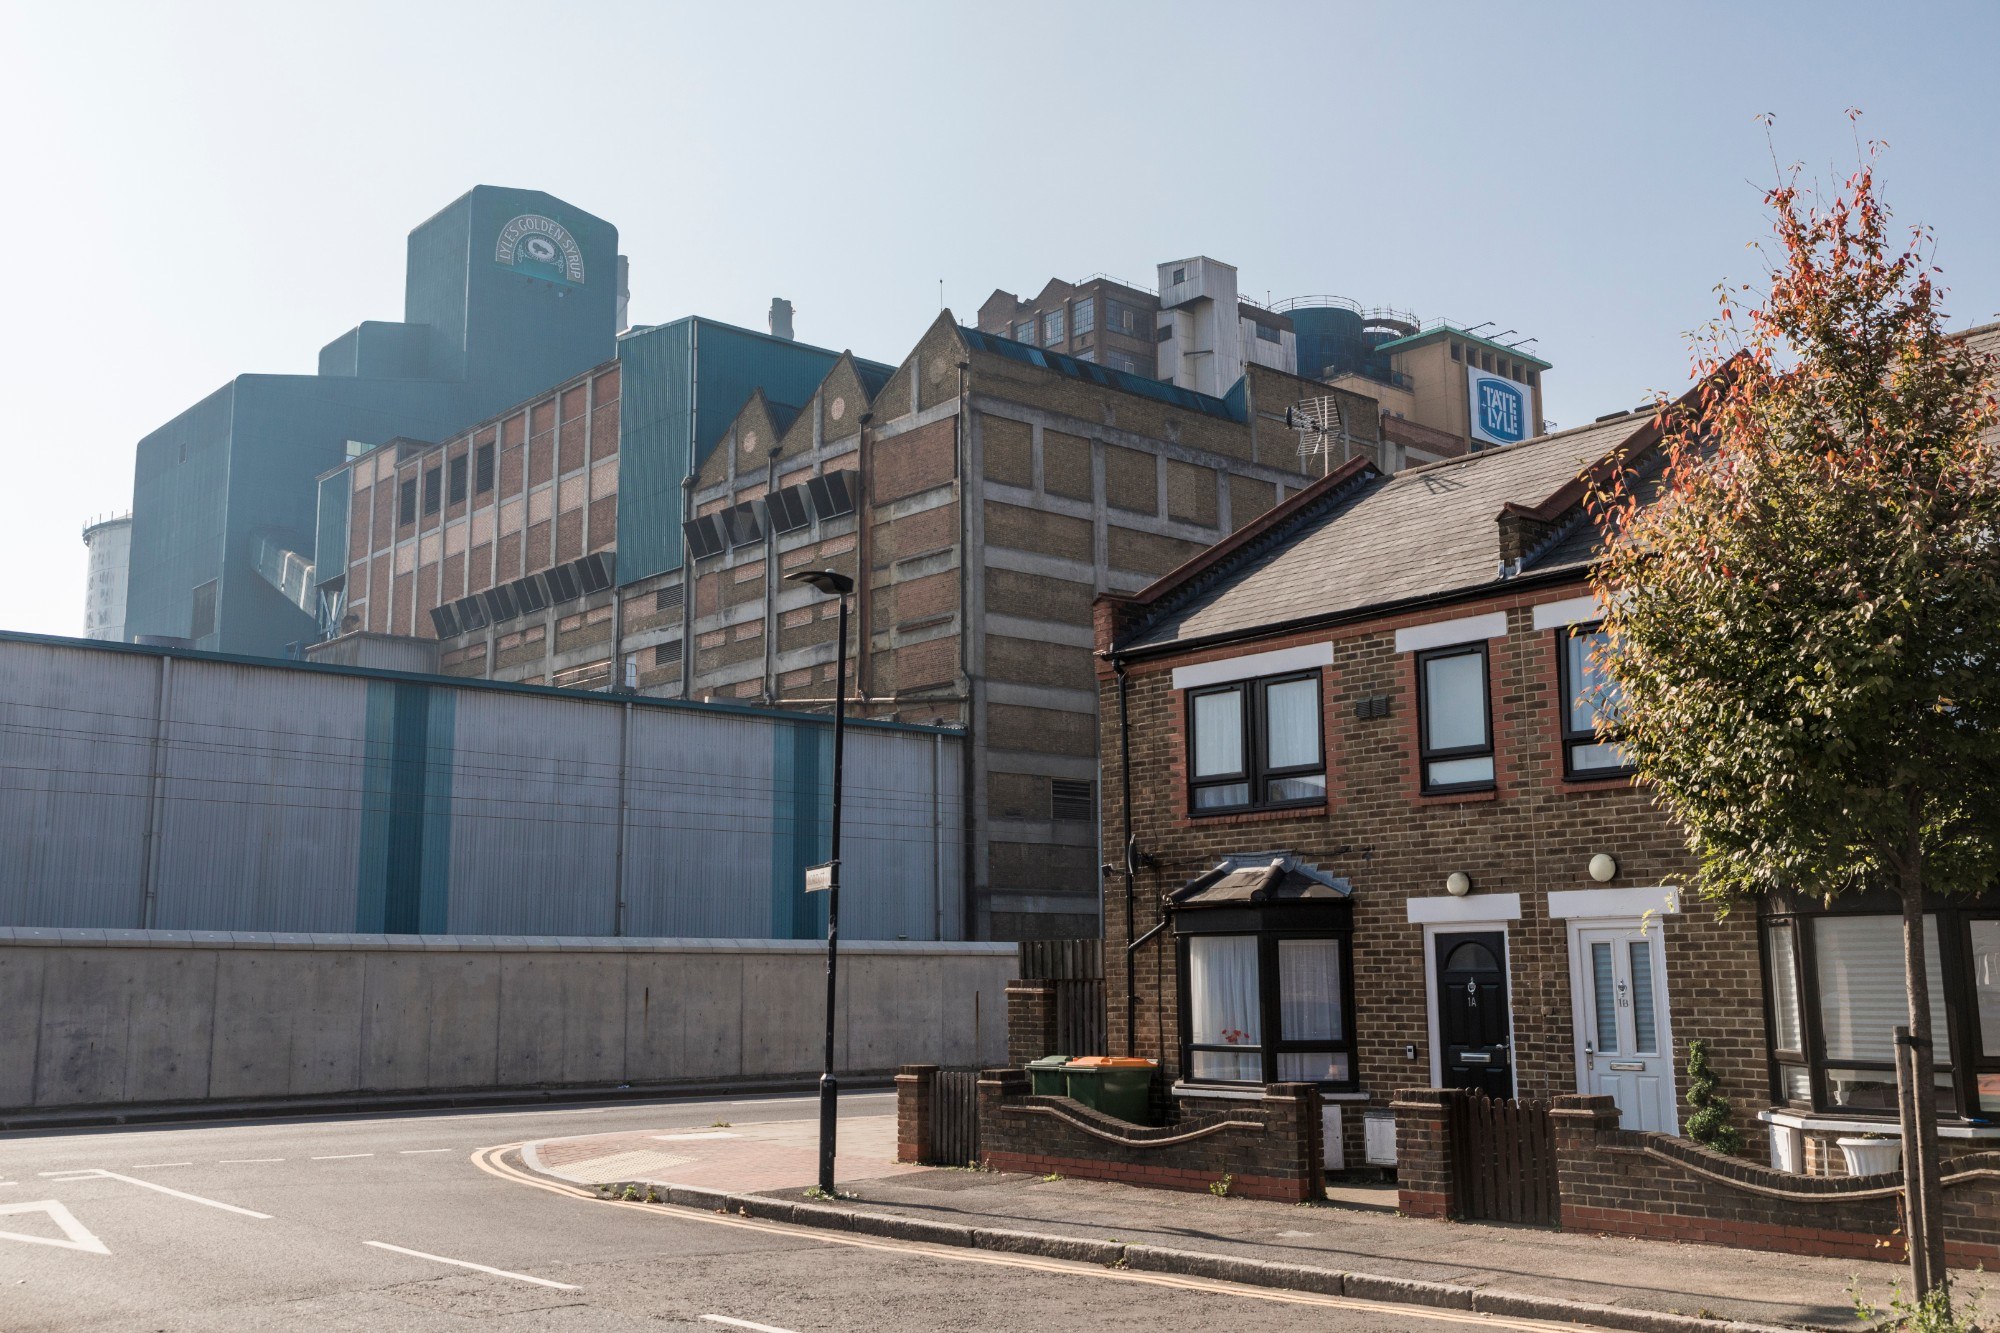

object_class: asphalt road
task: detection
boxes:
[0,1092,1601,1331]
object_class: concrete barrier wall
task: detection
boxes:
[0,928,1016,1115]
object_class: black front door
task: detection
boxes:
[1435,931,1513,1096]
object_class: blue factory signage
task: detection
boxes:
[1467,367,1529,446]
[495,214,586,286]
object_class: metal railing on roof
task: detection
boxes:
[1073,272,1159,298]
[81,511,131,538]
[1272,295,1424,331]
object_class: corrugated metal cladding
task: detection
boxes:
[0,633,967,941]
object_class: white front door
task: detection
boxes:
[1572,923,1677,1132]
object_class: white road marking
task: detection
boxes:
[398,1149,453,1155]
[130,1162,193,1169]
[310,1153,374,1160]
[0,1200,110,1256]
[218,1158,284,1165]
[39,1169,272,1220]
[701,1317,800,1333]
[363,1240,578,1289]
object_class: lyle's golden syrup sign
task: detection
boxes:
[496,214,585,286]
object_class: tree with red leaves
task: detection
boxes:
[1591,125,1999,1308]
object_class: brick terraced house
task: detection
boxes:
[1093,340,2000,1176]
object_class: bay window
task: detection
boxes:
[1559,624,1632,778]
[1762,900,2000,1118]
[1176,883,1356,1089]
[1187,671,1325,813]
[1417,644,1493,792]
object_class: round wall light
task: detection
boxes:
[1588,853,1618,883]
[1445,871,1472,897]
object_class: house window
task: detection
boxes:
[1073,297,1095,335]
[1255,322,1280,344]
[1451,342,1463,362]
[448,455,468,506]
[475,443,495,495]
[1044,310,1065,344]
[1015,321,1036,345]
[422,466,442,516]
[1173,267,1187,285]
[1074,348,1096,363]
[398,478,417,526]
[1111,354,1142,374]
[1181,927,1357,1088]
[1156,322,1174,343]
[1186,672,1325,812]
[1559,624,1631,777]
[1416,644,1494,792]
[1760,905,1993,1117]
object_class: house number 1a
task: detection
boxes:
[1465,978,1478,1008]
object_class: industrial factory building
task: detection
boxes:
[123,186,625,659]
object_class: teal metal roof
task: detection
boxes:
[961,328,1243,421]
[1374,325,1551,371]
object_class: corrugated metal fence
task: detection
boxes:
[0,633,966,940]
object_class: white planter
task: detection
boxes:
[1836,1137,1904,1177]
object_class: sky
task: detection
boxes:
[2,0,1997,637]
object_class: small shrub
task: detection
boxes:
[1852,1276,1977,1332]
[1040,1172,1063,1183]
[1209,1174,1233,1199]
[1684,1038,1741,1156]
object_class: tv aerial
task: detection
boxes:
[1286,397,1354,476]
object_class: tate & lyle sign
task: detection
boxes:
[495,214,586,286]
[1467,365,1530,447]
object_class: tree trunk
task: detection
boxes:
[1899,846,1949,1305]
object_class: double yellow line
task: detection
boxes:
[471,1143,1606,1331]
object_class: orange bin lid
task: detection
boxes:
[1067,1056,1157,1068]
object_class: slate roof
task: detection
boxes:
[1121,410,1653,652]
[1170,856,1352,908]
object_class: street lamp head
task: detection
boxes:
[786,568,854,597]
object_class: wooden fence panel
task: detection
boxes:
[1451,1091,1556,1226]
[930,1069,982,1167]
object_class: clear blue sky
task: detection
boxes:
[2,0,1995,636]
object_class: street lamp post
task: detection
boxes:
[785,566,854,1195]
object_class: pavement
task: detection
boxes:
[0,1089,1621,1332]
[515,1108,2000,1332]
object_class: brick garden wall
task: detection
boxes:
[939,1069,1322,1203]
[1397,1090,2000,1270]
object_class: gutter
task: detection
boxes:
[1105,563,1592,668]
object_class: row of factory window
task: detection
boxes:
[425,551,615,640]
[682,470,857,561]
[1449,341,1540,387]
[396,444,500,526]
[1005,295,1152,350]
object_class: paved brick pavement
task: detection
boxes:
[524,1112,926,1193]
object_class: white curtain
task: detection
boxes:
[1264,679,1319,769]
[1814,915,1950,1062]
[1192,690,1243,777]
[1278,938,1341,1040]
[1423,651,1486,750]
[1766,923,1803,1052]
[1190,935,1261,1081]
[1974,921,2000,1059]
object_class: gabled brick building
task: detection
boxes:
[1094,334,2000,1175]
